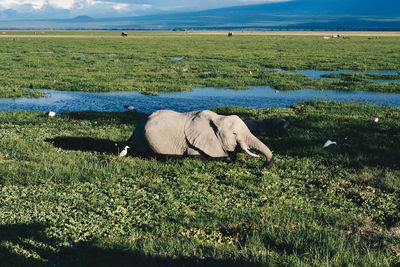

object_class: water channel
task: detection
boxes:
[1,87,399,113]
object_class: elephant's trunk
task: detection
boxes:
[243,135,274,168]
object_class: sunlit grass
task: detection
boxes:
[0,86,43,98]
[0,33,399,98]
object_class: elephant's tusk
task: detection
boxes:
[242,147,260,157]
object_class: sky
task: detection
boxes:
[0,0,293,20]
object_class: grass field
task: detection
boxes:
[0,101,399,266]
[0,31,400,98]
[0,32,399,266]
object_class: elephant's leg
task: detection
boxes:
[185,147,202,156]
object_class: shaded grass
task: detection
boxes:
[0,101,399,266]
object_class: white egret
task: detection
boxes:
[118,145,130,157]
[323,140,337,148]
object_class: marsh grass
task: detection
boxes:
[0,101,399,266]
[322,73,400,82]
[1,33,400,98]
[0,86,43,98]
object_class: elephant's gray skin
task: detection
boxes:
[243,118,290,136]
[128,110,274,168]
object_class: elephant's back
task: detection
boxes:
[143,110,188,155]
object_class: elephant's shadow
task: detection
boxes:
[45,136,238,162]
[45,136,126,155]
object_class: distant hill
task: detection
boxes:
[70,16,95,22]
[1,0,399,30]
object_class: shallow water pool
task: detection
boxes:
[169,57,184,61]
[1,87,399,113]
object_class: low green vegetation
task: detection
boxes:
[0,86,43,98]
[0,32,400,98]
[322,72,400,82]
[1,31,399,265]
[1,101,399,266]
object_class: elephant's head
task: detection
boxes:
[184,111,274,168]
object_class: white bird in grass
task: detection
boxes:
[323,140,337,148]
[46,111,56,117]
[124,105,136,112]
[118,145,130,158]
[374,117,379,123]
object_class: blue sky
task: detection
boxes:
[0,0,293,20]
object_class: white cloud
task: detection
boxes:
[85,0,103,7]
[0,0,134,11]
[48,0,75,9]
[135,4,152,11]
[0,0,293,19]
[0,0,46,10]
[112,3,127,10]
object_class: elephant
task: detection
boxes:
[121,32,128,37]
[243,118,290,136]
[127,110,274,168]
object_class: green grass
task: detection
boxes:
[1,101,399,266]
[322,72,400,82]
[0,32,400,98]
[0,86,43,98]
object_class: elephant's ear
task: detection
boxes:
[184,111,227,157]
